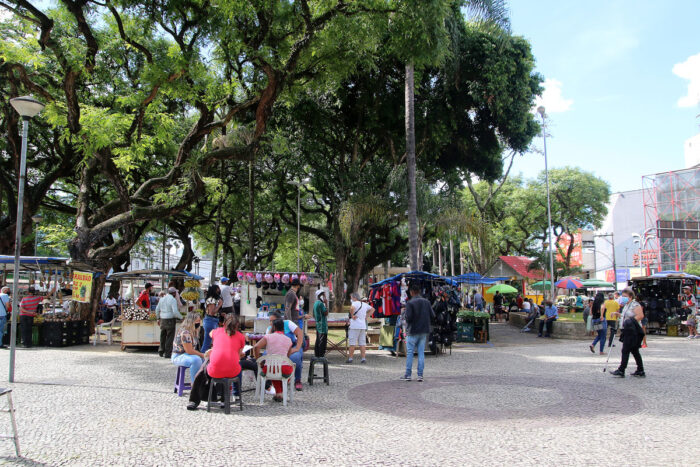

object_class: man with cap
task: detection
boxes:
[313,289,329,357]
[156,287,183,358]
[284,278,302,322]
[219,277,234,317]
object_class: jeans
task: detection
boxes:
[607,320,618,347]
[288,346,303,382]
[618,343,644,373]
[20,315,34,347]
[475,303,484,311]
[172,353,203,384]
[405,333,428,377]
[592,327,607,352]
[538,318,555,336]
[201,315,219,353]
[0,316,7,344]
[159,318,176,356]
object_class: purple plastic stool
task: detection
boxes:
[174,366,191,396]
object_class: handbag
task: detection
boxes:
[592,319,604,331]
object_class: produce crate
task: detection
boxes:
[456,322,474,343]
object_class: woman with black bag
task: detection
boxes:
[589,293,607,355]
[610,288,645,378]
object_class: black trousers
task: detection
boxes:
[607,320,618,347]
[189,358,255,405]
[618,343,643,373]
[314,332,328,358]
[20,315,34,347]
[159,318,176,356]
[538,319,554,336]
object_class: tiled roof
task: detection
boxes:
[498,256,546,280]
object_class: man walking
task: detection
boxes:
[156,287,183,358]
[313,290,328,358]
[219,277,234,316]
[401,283,435,382]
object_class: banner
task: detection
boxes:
[605,269,630,284]
[72,271,93,303]
[556,232,583,267]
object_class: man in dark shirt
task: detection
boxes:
[284,279,301,322]
[401,283,435,382]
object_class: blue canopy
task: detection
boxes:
[650,271,700,280]
[370,271,455,288]
[451,272,510,285]
[107,269,204,281]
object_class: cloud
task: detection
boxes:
[673,52,700,108]
[534,78,573,114]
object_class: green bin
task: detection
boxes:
[456,322,474,342]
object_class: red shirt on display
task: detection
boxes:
[137,290,151,309]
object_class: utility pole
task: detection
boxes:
[449,234,455,277]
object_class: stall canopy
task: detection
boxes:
[0,255,68,271]
[370,271,457,288]
[648,271,700,280]
[107,269,204,281]
[451,272,509,285]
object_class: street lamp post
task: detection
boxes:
[31,213,43,256]
[537,106,556,301]
[8,96,45,383]
[288,178,309,272]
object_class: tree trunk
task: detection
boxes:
[405,62,419,271]
[332,246,346,314]
[247,158,255,268]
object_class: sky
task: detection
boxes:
[507,0,700,193]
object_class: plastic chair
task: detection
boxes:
[0,388,19,456]
[93,317,119,345]
[207,374,243,414]
[257,355,295,407]
[174,366,191,397]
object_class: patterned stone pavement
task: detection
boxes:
[0,323,697,466]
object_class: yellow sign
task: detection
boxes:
[72,271,93,303]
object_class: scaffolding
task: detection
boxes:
[643,166,700,272]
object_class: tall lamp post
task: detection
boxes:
[288,178,309,272]
[9,96,45,383]
[31,213,43,256]
[537,106,556,301]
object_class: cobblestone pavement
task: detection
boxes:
[0,323,698,466]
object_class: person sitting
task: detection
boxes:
[537,301,558,337]
[188,314,245,410]
[171,312,205,384]
[521,302,541,333]
[253,318,294,402]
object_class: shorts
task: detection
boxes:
[348,329,367,346]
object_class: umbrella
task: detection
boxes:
[581,279,614,289]
[486,284,518,294]
[530,280,552,291]
[555,277,584,289]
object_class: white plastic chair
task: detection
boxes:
[257,355,295,407]
[93,317,119,345]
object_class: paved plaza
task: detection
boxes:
[0,324,698,466]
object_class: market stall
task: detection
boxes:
[106,269,204,350]
[630,271,700,335]
[0,255,92,347]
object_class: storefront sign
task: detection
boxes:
[72,271,93,303]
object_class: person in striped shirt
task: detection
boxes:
[20,287,42,348]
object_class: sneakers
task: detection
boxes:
[265,387,276,395]
[158,351,164,357]
[589,345,595,354]
[610,369,625,378]
[521,327,530,333]
[417,376,423,382]
[345,358,353,364]
[537,334,543,338]
[294,381,303,391]
[360,359,367,364]
[399,375,412,381]
[631,370,646,378]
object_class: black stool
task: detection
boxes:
[207,375,243,414]
[0,388,19,456]
[307,357,330,386]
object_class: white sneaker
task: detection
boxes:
[522,327,530,333]
[265,387,276,395]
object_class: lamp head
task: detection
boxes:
[31,213,43,224]
[10,96,45,118]
[536,106,546,117]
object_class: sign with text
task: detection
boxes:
[72,271,93,303]
[556,232,583,267]
[605,269,630,284]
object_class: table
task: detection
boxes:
[325,320,349,358]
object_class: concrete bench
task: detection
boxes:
[509,312,591,340]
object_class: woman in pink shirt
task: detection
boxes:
[253,319,293,402]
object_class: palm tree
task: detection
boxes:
[404,0,510,272]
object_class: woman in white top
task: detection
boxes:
[347,292,375,365]
[610,288,645,378]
